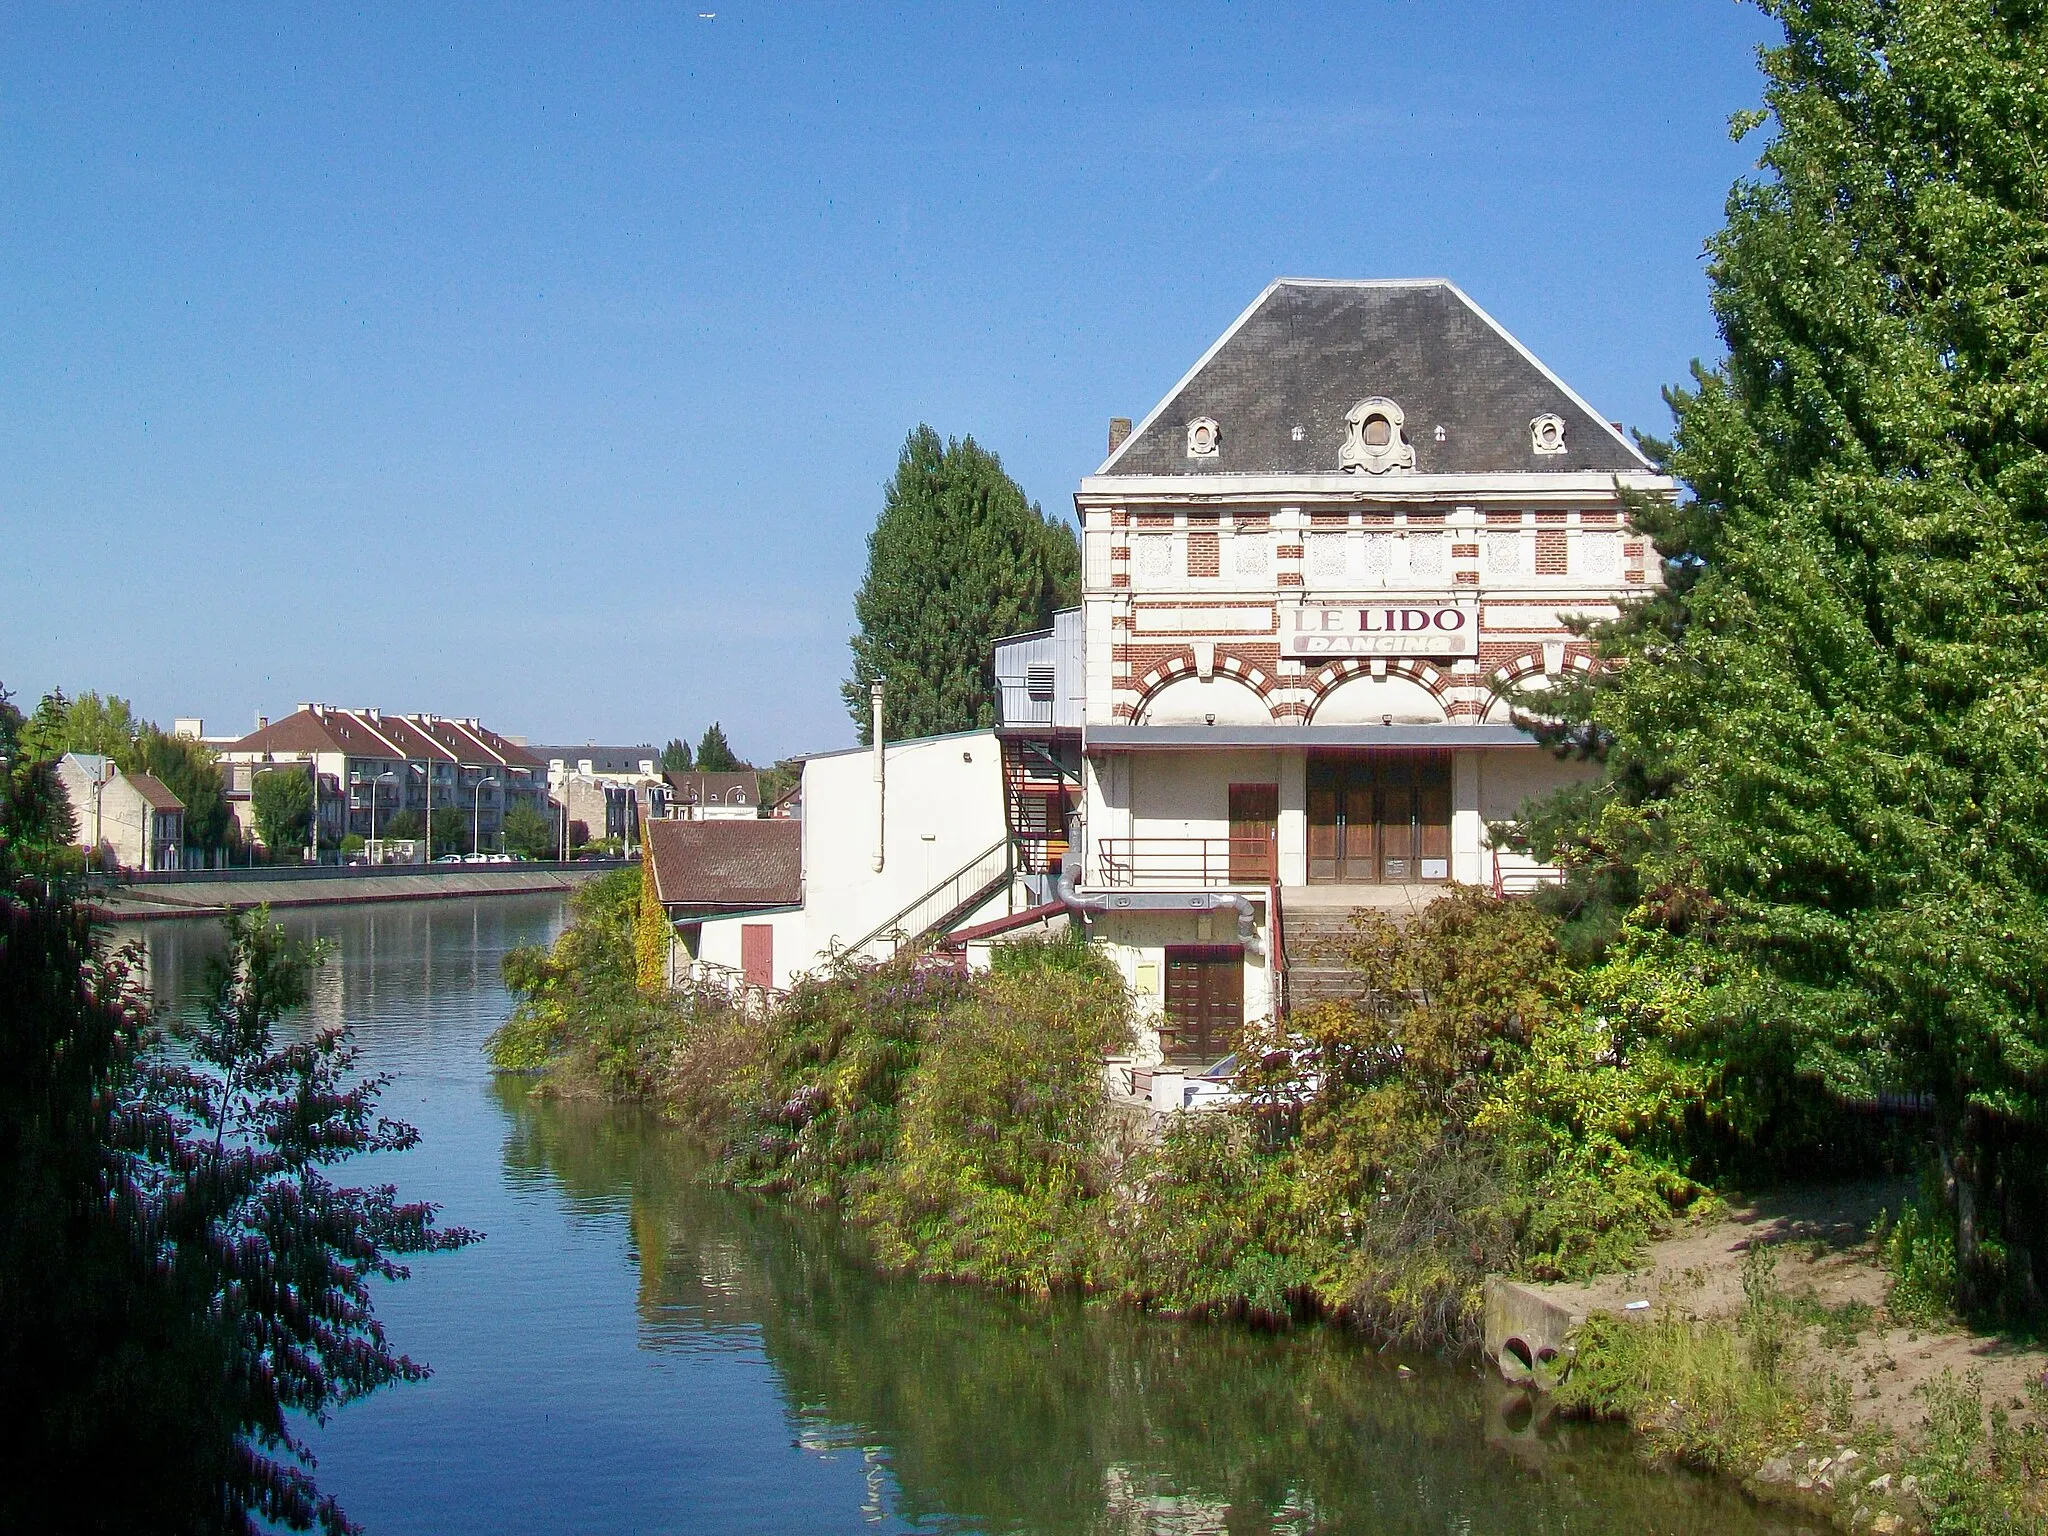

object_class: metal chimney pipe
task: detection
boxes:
[870,681,885,872]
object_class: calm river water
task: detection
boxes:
[122,895,1797,1536]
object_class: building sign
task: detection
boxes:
[1280,602,1478,658]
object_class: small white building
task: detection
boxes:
[662,771,762,822]
[661,730,1012,993]
[54,753,186,872]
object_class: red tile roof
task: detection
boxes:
[645,819,802,911]
[124,772,185,812]
[221,708,543,769]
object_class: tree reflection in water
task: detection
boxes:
[496,1079,1799,1536]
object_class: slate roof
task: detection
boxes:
[1099,279,1648,478]
[645,819,802,911]
[532,745,662,775]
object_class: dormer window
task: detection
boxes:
[1340,397,1415,475]
[1186,417,1220,459]
[1530,413,1568,455]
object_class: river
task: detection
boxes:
[121,895,1798,1536]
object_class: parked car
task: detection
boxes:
[433,853,464,864]
[462,852,490,864]
[1182,1049,1322,1111]
[1182,1054,1245,1111]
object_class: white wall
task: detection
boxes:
[1128,748,1283,843]
[1476,748,1600,882]
[697,730,1009,989]
[1086,908,1276,1066]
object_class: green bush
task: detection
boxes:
[1878,1188,1960,1328]
[1107,1113,1331,1321]
[487,869,671,1091]
[501,884,1715,1349]
[861,936,1130,1291]
[1907,1370,2048,1535]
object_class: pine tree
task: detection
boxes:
[694,722,745,773]
[659,737,693,774]
[1527,0,2048,1314]
[843,426,1080,742]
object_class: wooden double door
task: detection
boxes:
[1162,945,1243,1065]
[1307,752,1452,885]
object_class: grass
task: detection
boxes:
[1557,1238,2048,1533]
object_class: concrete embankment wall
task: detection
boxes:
[90,860,627,921]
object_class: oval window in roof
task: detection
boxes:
[1340,397,1415,475]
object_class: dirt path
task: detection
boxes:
[1533,1179,2047,1445]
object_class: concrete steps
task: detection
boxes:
[1281,907,1373,1008]
[1279,886,1443,1010]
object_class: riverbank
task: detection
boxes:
[103,891,1806,1534]
[496,870,2047,1533]
[1526,1187,2048,1532]
[88,860,621,920]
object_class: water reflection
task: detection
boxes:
[498,1081,1797,1536]
[121,898,1797,1535]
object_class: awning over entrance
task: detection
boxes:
[1082,724,1538,750]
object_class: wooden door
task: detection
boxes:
[741,924,774,990]
[1307,777,1340,883]
[1340,778,1377,883]
[1377,757,1415,883]
[1228,783,1278,883]
[1419,777,1452,882]
[1161,945,1244,1064]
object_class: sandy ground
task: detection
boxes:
[1535,1179,2048,1445]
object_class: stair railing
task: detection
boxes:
[845,837,1014,960]
[1269,876,1288,1020]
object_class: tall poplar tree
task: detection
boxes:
[844,426,1080,742]
[1526,0,2048,1314]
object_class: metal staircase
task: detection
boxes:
[844,838,1015,960]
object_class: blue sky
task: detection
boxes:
[2,2,1778,761]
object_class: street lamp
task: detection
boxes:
[358,769,400,860]
[473,776,498,856]
[304,760,321,865]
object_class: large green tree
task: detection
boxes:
[0,681,22,767]
[843,427,1080,742]
[659,737,693,774]
[251,768,314,854]
[127,728,231,854]
[502,801,556,859]
[17,689,141,763]
[1525,0,2048,1314]
[431,808,471,858]
[694,722,745,773]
